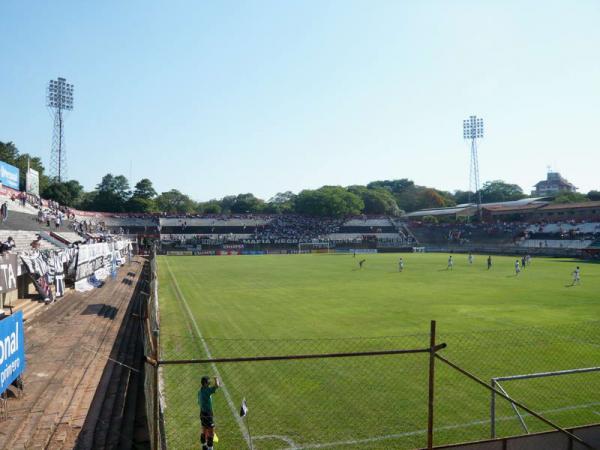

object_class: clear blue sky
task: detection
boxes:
[1,0,599,201]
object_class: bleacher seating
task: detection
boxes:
[52,231,85,245]
[526,222,600,234]
[328,233,401,241]
[517,239,593,249]
[0,230,59,252]
[159,217,271,227]
[406,222,526,246]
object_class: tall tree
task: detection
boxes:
[587,190,600,201]
[230,193,264,213]
[553,192,589,204]
[295,186,364,217]
[453,190,474,205]
[43,180,84,207]
[0,141,19,165]
[414,188,449,210]
[266,191,297,213]
[155,189,196,214]
[348,186,401,215]
[478,180,526,203]
[132,178,157,200]
[198,200,222,214]
[367,179,415,194]
[90,173,131,212]
[124,178,157,212]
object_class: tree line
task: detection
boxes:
[2,140,599,217]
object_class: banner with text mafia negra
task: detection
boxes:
[0,253,18,294]
[0,311,25,394]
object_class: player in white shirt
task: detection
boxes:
[468,253,474,265]
[572,266,581,285]
[398,257,404,272]
[447,255,453,270]
[515,260,521,276]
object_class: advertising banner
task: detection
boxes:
[0,253,18,293]
[26,168,39,196]
[0,161,20,190]
[75,243,108,281]
[74,241,130,281]
[0,311,25,394]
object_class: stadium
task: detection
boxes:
[2,2,600,450]
[0,162,597,449]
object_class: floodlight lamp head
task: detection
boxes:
[463,115,484,140]
[47,77,74,110]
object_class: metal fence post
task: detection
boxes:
[153,323,160,449]
[427,320,436,449]
[490,378,496,439]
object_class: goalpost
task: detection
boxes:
[489,366,600,438]
[298,241,331,253]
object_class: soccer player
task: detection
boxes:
[359,259,366,269]
[572,266,581,285]
[468,253,473,265]
[521,256,527,269]
[198,376,220,450]
[487,255,492,270]
[398,257,404,272]
[515,259,521,276]
[447,255,453,270]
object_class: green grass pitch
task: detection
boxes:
[157,253,600,449]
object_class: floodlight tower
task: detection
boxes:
[463,115,484,217]
[47,77,74,182]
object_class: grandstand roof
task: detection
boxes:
[405,206,476,217]
[481,197,548,207]
[540,201,600,211]
[482,203,548,213]
[406,198,547,218]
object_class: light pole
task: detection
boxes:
[463,115,484,218]
[47,77,74,182]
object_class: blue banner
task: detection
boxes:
[0,311,25,394]
[0,161,20,190]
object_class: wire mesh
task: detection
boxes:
[142,255,162,449]
[159,335,431,450]
[433,322,600,446]
[142,252,600,450]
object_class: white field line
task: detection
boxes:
[164,259,252,449]
[267,401,600,450]
[254,434,300,448]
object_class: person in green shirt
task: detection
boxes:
[198,376,220,450]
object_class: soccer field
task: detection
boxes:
[157,253,600,449]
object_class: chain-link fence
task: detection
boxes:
[140,253,600,450]
[434,322,600,446]
[142,252,162,449]
[158,334,438,450]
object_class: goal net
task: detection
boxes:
[490,366,600,438]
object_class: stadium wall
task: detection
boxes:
[423,244,582,257]
[424,423,600,449]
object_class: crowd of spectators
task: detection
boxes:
[253,215,343,242]
[523,220,600,242]
[408,221,530,245]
